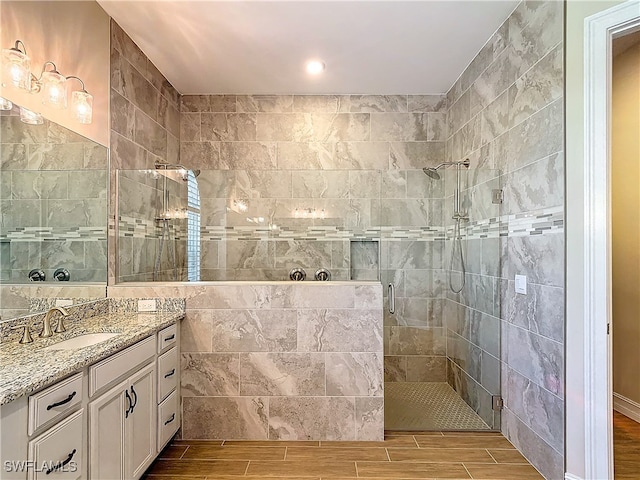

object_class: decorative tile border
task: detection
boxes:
[0,227,107,242]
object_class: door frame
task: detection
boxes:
[583,2,640,479]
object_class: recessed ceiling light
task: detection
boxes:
[306,60,325,75]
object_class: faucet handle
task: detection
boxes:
[53,316,67,334]
[11,324,34,344]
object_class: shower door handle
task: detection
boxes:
[388,283,395,314]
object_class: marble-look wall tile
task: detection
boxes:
[256,113,370,142]
[235,170,292,198]
[502,407,564,480]
[384,355,407,382]
[181,95,236,113]
[134,109,167,158]
[408,95,447,113]
[271,284,354,309]
[349,95,407,113]
[269,397,355,440]
[201,113,257,142]
[389,142,446,170]
[505,367,563,453]
[219,142,277,170]
[277,141,389,170]
[502,233,564,288]
[354,285,383,309]
[326,353,383,396]
[506,323,563,397]
[187,284,272,309]
[501,280,564,343]
[406,355,447,382]
[503,153,563,215]
[509,44,563,127]
[370,113,428,141]
[237,95,294,113]
[212,309,296,352]
[291,171,350,198]
[182,396,268,440]
[470,46,518,116]
[388,326,445,355]
[181,353,239,396]
[180,113,201,142]
[355,397,384,441]
[297,309,382,352]
[240,353,325,396]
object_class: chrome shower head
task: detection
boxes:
[422,167,441,180]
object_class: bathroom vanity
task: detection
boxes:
[0,300,183,480]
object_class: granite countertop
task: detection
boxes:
[0,310,184,406]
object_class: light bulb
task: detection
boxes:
[41,70,67,108]
[306,60,325,75]
[72,90,93,124]
[2,46,31,90]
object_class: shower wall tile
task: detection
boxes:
[408,94,448,113]
[219,142,277,170]
[370,113,428,142]
[406,355,447,382]
[237,95,294,113]
[268,397,355,440]
[325,353,383,396]
[201,113,257,141]
[277,141,389,170]
[355,397,384,441]
[240,353,325,396]
[255,113,370,142]
[291,171,350,198]
[297,309,382,352]
[389,142,446,170]
[180,112,201,142]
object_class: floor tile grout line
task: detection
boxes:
[179,444,190,460]
[284,446,287,460]
[243,459,250,476]
[354,460,359,478]
[485,448,498,464]
[462,462,474,479]
[385,447,391,462]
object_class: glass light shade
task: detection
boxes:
[1,48,31,90]
[72,90,92,124]
[19,107,43,125]
[0,96,13,110]
[41,71,67,108]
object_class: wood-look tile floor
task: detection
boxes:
[614,411,640,479]
[143,431,544,479]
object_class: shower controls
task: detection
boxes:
[54,268,70,281]
[289,268,306,281]
[28,269,46,281]
[492,189,504,204]
[314,268,331,281]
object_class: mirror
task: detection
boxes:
[0,102,108,321]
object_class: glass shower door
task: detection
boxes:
[382,165,502,431]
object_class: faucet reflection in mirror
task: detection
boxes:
[1,40,93,124]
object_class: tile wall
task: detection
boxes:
[178,94,449,385]
[108,282,384,440]
[109,20,183,283]
[444,1,564,478]
[0,105,107,295]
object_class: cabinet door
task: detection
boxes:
[125,362,156,480]
[88,380,127,480]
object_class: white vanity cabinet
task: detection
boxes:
[88,338,156,480]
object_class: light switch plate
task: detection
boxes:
[55,299,73,307]
[138,299,157,312]
[515,275,527,295]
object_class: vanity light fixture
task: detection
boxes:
[1,39,93,124]
[306,59,325,75]
[1,40,30,90]
[0,96,12,110]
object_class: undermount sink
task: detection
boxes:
[44,333,120,350]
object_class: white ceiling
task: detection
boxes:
[97,1,519,95]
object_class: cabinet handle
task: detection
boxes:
[46,391,76,410]
[125,390,132,418]
[164,413,175,425]
[45,448,76,475]
[164,334,175,342]
[164,369,175,378]
[130,385,138,413]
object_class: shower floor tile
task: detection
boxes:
[384,382,490,431]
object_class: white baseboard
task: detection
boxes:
[613,392,640,423]
[565,474,583,480]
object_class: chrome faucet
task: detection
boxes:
[41,307,69,337]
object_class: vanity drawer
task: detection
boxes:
[157,390,178,451]
[89,336,155,397]
[28,373,82,435]
[157,324,177,353]
[28,408,83,480]
[157,346,177,403]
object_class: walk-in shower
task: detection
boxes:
[423,159,470,293]
[153,163,200,281]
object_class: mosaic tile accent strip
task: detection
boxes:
[0,227,107,242]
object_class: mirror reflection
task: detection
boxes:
[0,102,108,320]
